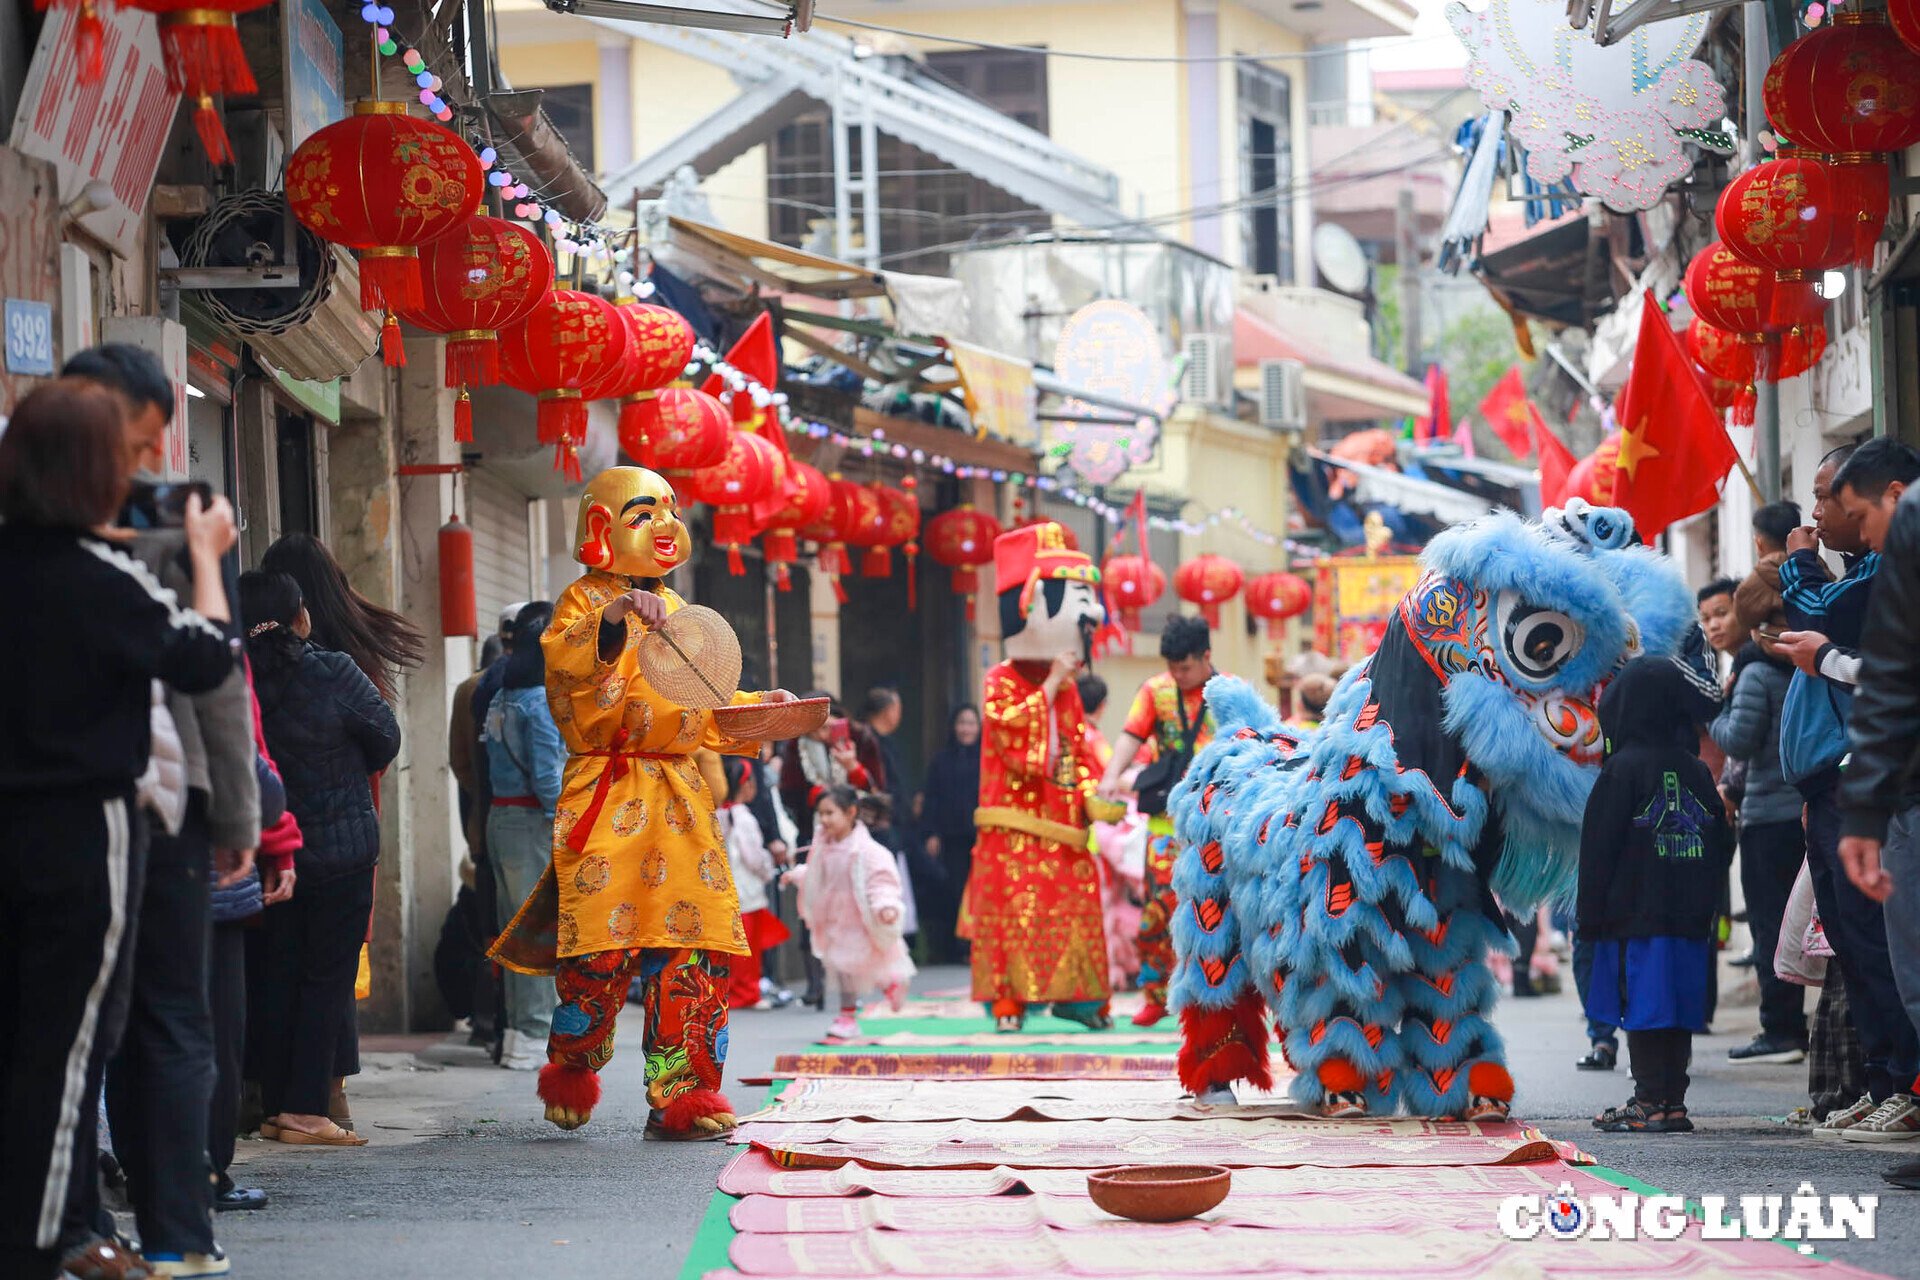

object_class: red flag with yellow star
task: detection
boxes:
[1610,290,1738,538]
[1477,366,1537,459]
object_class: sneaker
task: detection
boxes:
[501,1043,545,1071]
[1840,1095,1920,1143]
[884,981,907,1013]
[1319,1090,1367,1118]
[825,1014,861,1040]
[1193,1083,1238,1106]
[1728,1034,1807,1064]
[1575,1042,1617,1071]
[144,1248,230,1278]
[1814,1093,1879,1139]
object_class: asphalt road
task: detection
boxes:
[194,964,1918,1279]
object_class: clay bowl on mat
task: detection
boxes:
[1086,1165,1231,1222]
[712,696,832,742]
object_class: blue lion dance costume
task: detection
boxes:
[1168,503,1692,1119]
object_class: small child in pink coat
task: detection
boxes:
[786,785,917,1040]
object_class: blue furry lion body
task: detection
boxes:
[1167,505,1691,1116]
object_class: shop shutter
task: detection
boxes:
[468,469,534,629]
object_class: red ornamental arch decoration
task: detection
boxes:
[1713,153,1856,322]
[617,386,732,495]
[761,461,832,591]
[1763,12,1920,267]
[687,430,782,575]
[397,215,552,442]
[1102,554,1166,632]
[1684,241,1825,382]
[1175,554,1245,628]
[496,289,625,477]
[285,103,484,329]
[1244,571,1313,639]
[923,504,1005,621]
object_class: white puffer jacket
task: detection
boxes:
[136,680,188,836]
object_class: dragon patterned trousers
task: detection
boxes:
[1135,829,1181,1010]
[547,948,729,1111]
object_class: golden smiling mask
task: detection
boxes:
[574,466,692,578]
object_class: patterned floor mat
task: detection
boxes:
[741,1054,1178,1085]
[738,1078,1304,1124]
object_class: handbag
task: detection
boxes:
[1135,688,1205,817]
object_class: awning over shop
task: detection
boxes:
[1305,449,1500,524]
[1475,211,1638,330]
[1232,311,1428,423]
[657,216,887,301]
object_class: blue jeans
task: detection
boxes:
[487,807,557,1044]
[1573,933,1618,1048]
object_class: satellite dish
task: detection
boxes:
[1313,222,1371,296]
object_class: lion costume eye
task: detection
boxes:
[1496,590,1584,681]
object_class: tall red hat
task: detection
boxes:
[993,520,1099,618]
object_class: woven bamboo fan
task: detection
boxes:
[636,605,742,710]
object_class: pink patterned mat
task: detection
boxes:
[738,1116,1584,1170]
[717,1149,1601,1200]
[861,993,1150,1021]
[722,1224,1875,1276]
[741,1055,1178,1085]
[825,1031,1181,1048]
[738,1078,1305,1124]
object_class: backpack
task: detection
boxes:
[1778,670,1851,787]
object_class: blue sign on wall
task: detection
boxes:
[285,0,344,151]
[4,299,55,376]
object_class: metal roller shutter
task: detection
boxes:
[469,470,533,631]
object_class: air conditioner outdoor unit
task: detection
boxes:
[1179,333,1230,406]
[1258,358,1307,432]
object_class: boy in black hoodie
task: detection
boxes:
[1579,657,1735,1133]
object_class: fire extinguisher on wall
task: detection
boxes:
[439,513,476,638]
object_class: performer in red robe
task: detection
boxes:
[970,522,1113,1032]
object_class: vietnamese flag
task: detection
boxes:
[1477,366,1537,459]
[1610,290,1739,538]
[1533,411,1578,509]
[1414,363,1450,444]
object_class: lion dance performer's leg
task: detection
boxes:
[1133,826,1180,1025]
[1394,865,1512,1120]
[1169,727,1282,1097]
[540,948,641,1130]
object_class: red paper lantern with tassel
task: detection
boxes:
[1244,571,1312,640]
[1175,554,1245,628]
[118,0,273,163]
[397,215,551,442]
[1713,152,1857,325]
[497,289,624,477]
[807,476,878,603]
[1101,554,1165,632]
[1685,316,1826,430]
[1764,11,1920,268]
[687,430,781,574]
[617,386,732,495]
[1684,241,1825,382]
[761,461,831,592]
[923,504,1004,621]
[591,304,696,424]
[859,483,923,606]
[285,102,484,352]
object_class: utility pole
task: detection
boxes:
[1396,188,1423,375]
[1745,1,1782,501]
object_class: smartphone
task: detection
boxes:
[1755,623,1784,641]
[827,717,850,746]
[125,479,214,529]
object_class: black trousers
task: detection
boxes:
[0,790,142,1280]
[207,921,246,1188]
[1806,784,1919,1100]
[106,798,217,1256]
[248,867,374,1118]
[1627,1027,1692,1105]
[1740,819,1809,1043]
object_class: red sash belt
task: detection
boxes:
[566,729,684,853]
[492,796,540,809]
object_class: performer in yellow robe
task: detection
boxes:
[969,522,1113,1032]
[493,466,791,1137]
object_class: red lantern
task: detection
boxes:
[1763,13,1920,266]
[497,289,625,476]
[617,386,733,494]
[1684,241,1825,382]
[1894,0,1920,57]
[118,0,273,164]
[1102,554,1166,632]
[589,304,697,431]
[397,215,552,442]
[285,103,485,334]
[438,513,475,638]
[1566,435,1623,507]
[761,461,832,592]
[1714,153,1856,324]
[1175,554,1245,628]
[856,484,923,604]
[688,431,782,575]
[800,475,869,602]
[1687,317,1827,427]
[1244,571,1312,640]
[923,504,1005,622]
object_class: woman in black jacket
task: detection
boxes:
[917,704,981,964]
[1579,657,1735,1135]
[0,380,235,1280]
[240,572,400,1146]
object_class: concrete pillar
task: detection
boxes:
[809,563,840,695]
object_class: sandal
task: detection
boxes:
[59,1238,153,1280]
[1652,1104,1694,1133]
[1597,1099,1663,1132]
[1592,1097,1639,1128]
[270,1120,367,1146]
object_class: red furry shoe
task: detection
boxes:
[1131,1001,1167,1028]
[647,1089,738,1141]
[538,1064,601,1131]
